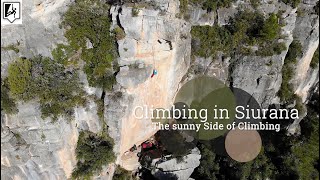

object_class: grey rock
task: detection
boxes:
[1,0,72,76]
[116,65,153,88]
[152,148,201,180]
[189,8,214,26]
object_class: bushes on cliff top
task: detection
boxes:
[57,0,118,90]
[6,56,86,120]
[72,131,115,179]
[191,11,285,58]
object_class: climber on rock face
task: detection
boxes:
[151,69,157,78]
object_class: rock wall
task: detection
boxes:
[1,0,71,76]
[1,0,104,179]
[107,1,191,170]
[292,0,319,102]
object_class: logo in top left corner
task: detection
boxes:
[2,2,21,24]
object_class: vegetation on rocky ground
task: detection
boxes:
[113,165,133,180]
[1,79,18,114]
[281,0,301,8]
[7,58,32,97]
[197,0,234,11]
[191,11,285,58]
[278,40,302,102]
[114,26,126,40]
[292,93,319,179]
[1,43,20,53]
[6,56,86,120]
[310,47,319,69]
[179,0,234,18]
[132,6,140,17]
[72,131,116,179]
[55,0,118,90]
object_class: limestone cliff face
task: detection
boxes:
[107,1,191,170]
[292,0,319,102]
[1,0,103,179]
[230,2,297,108]
[188,0,319,108]
[1,0,71,76]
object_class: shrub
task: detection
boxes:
[291,95,319,179]
[51,44,74,65]
[191,11,285,58]
[1,43,20,53]
[256,42,287,56]
[179,0,188,15]
[259,13,281,41]
[72,131,116,179]
[284,40,302,65]
[113,165,132,180]
[31,56,86,120]
[132,6,140,17]
[281,0,301,8]
[1,79,18,114]
[7,58,31,97]
[114,26,126,40]
[60,0,117,89]
[6,55,86,121]
[310,47,319,69]
[202,0,234,11]
[278,40,303,102]
[250,0,260,8]
[191,25,232,58]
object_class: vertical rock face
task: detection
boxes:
[1,101,102,179]
[107,1,191,170]
[1,0,103,179]
[1,0,71,76]
[1,102,78,179]
[292,0,319,102]
[229,2,298,108]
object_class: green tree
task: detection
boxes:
[291,94,319,179]
[194,144,220,180]
[72,131,116,179]
[260,13,281,41]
